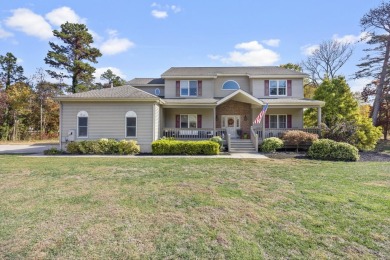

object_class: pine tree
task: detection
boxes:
[44,22,102,93]
[0,52,26,90]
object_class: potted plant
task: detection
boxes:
[236,129,242,138]
[243,133,249,139]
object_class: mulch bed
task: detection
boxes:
[266,151,390,162]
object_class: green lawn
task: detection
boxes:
[0,156,389,259]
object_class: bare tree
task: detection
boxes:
[355,2,390,126]
[302,40,353,85]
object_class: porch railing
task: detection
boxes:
[250,126,259,152]
[163,128,227,140]
[252,127,321,141]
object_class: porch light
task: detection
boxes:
[216,115,218,121]
[244,115,247,121]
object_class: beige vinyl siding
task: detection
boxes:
[154,104,160,141]
[133,86,164,97]
[61,101,156,153]
[252,79,304,98]
[163,108,214,128]
[214,76,250,97]
[164,79,214,98]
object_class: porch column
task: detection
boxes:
[262,114,265,140]
[317,107,322,128]
[213,107,216,136]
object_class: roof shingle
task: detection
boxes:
[161,66,308,77]
[57,85,159,100]
[128,78,165,85]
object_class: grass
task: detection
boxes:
[0,156,389,259]
[0,139,59,145]
[377,139,390,155]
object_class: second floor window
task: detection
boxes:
[180,80,197,96]
[270,80,287,96]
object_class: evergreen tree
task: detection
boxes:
[100,69,126,87]
[0,52,26,90]
[44,22,102,93]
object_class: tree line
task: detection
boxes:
[0,22,125,141]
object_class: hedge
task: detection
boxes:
[307,139,359,161]
[152,139,219,155]
[66,139,140,155]
[261,137,284,153]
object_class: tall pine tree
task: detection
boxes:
[44,22,102,93]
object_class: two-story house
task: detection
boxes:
[57,67,325,153]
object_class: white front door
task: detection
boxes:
[222,115,241,138]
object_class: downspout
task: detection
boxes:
[59,101,63,150]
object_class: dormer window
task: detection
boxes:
[222,80,240,90]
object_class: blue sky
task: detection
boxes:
[0,0,383,91]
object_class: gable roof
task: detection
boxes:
[161,66,308,78]
[128,78,165,85]
[56,85,162,102]
[217,89,264,106]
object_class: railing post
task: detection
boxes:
[255,134,258,152]
[227,134,231,153]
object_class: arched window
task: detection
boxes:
[125,111,137,137]
[154,88,161,96]
[77,111,88,137]
[222,80,240,90]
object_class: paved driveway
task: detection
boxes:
[0,144,59,154]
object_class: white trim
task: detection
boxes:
[269,80,287,97]
[217,89,264,106]
[221,80,240,90]
[180,114,197,128]
[125,111,137,138]
[180,80,198,97]
[77,111,88,138]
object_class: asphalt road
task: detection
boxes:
[0,144,59,154]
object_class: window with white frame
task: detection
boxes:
[222,80,240,90]
[180,80,197,96]
[269,80,287,96]
[154,88,161,96]
[77,111,88,137]
[180,114,197,128]
[269,115,287,128]
[125,111,137,137]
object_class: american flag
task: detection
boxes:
[253,104,268,125]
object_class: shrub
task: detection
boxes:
[43,147,64,155]
[66,139,140,155]
[152,139,219,155]
[118,140,140,155]
[322,118,382,151]
[210,136,224,151]
[307,139,359,161]
[261,137,284,153]
[281,130,318,151]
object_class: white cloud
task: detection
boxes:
[151,10,168,19]
[94,67,127,83]
[45,6,86,26]
[301,44,319,56]
[210,40,280,66]
[171,5,182,13]
[348,77,373,92]
[151,2,160,7]
[100,31,134,55]
[16,58,23,64]
[262,39,280,47]
[332,32,369,44]
[0,24,13,38]
[5,8,53,40]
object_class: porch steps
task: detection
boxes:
[229,139,257,153]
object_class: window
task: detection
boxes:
[77,111,88,137]
[269,80,287,96]
[154,88,161,96]
[180,80,197,96]
[125,111,137,137]
[222,80,240,90]
[269,115,287,128]
[180,114,197,128]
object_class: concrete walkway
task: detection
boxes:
[0,144,59,154]
[0,144,268,159]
